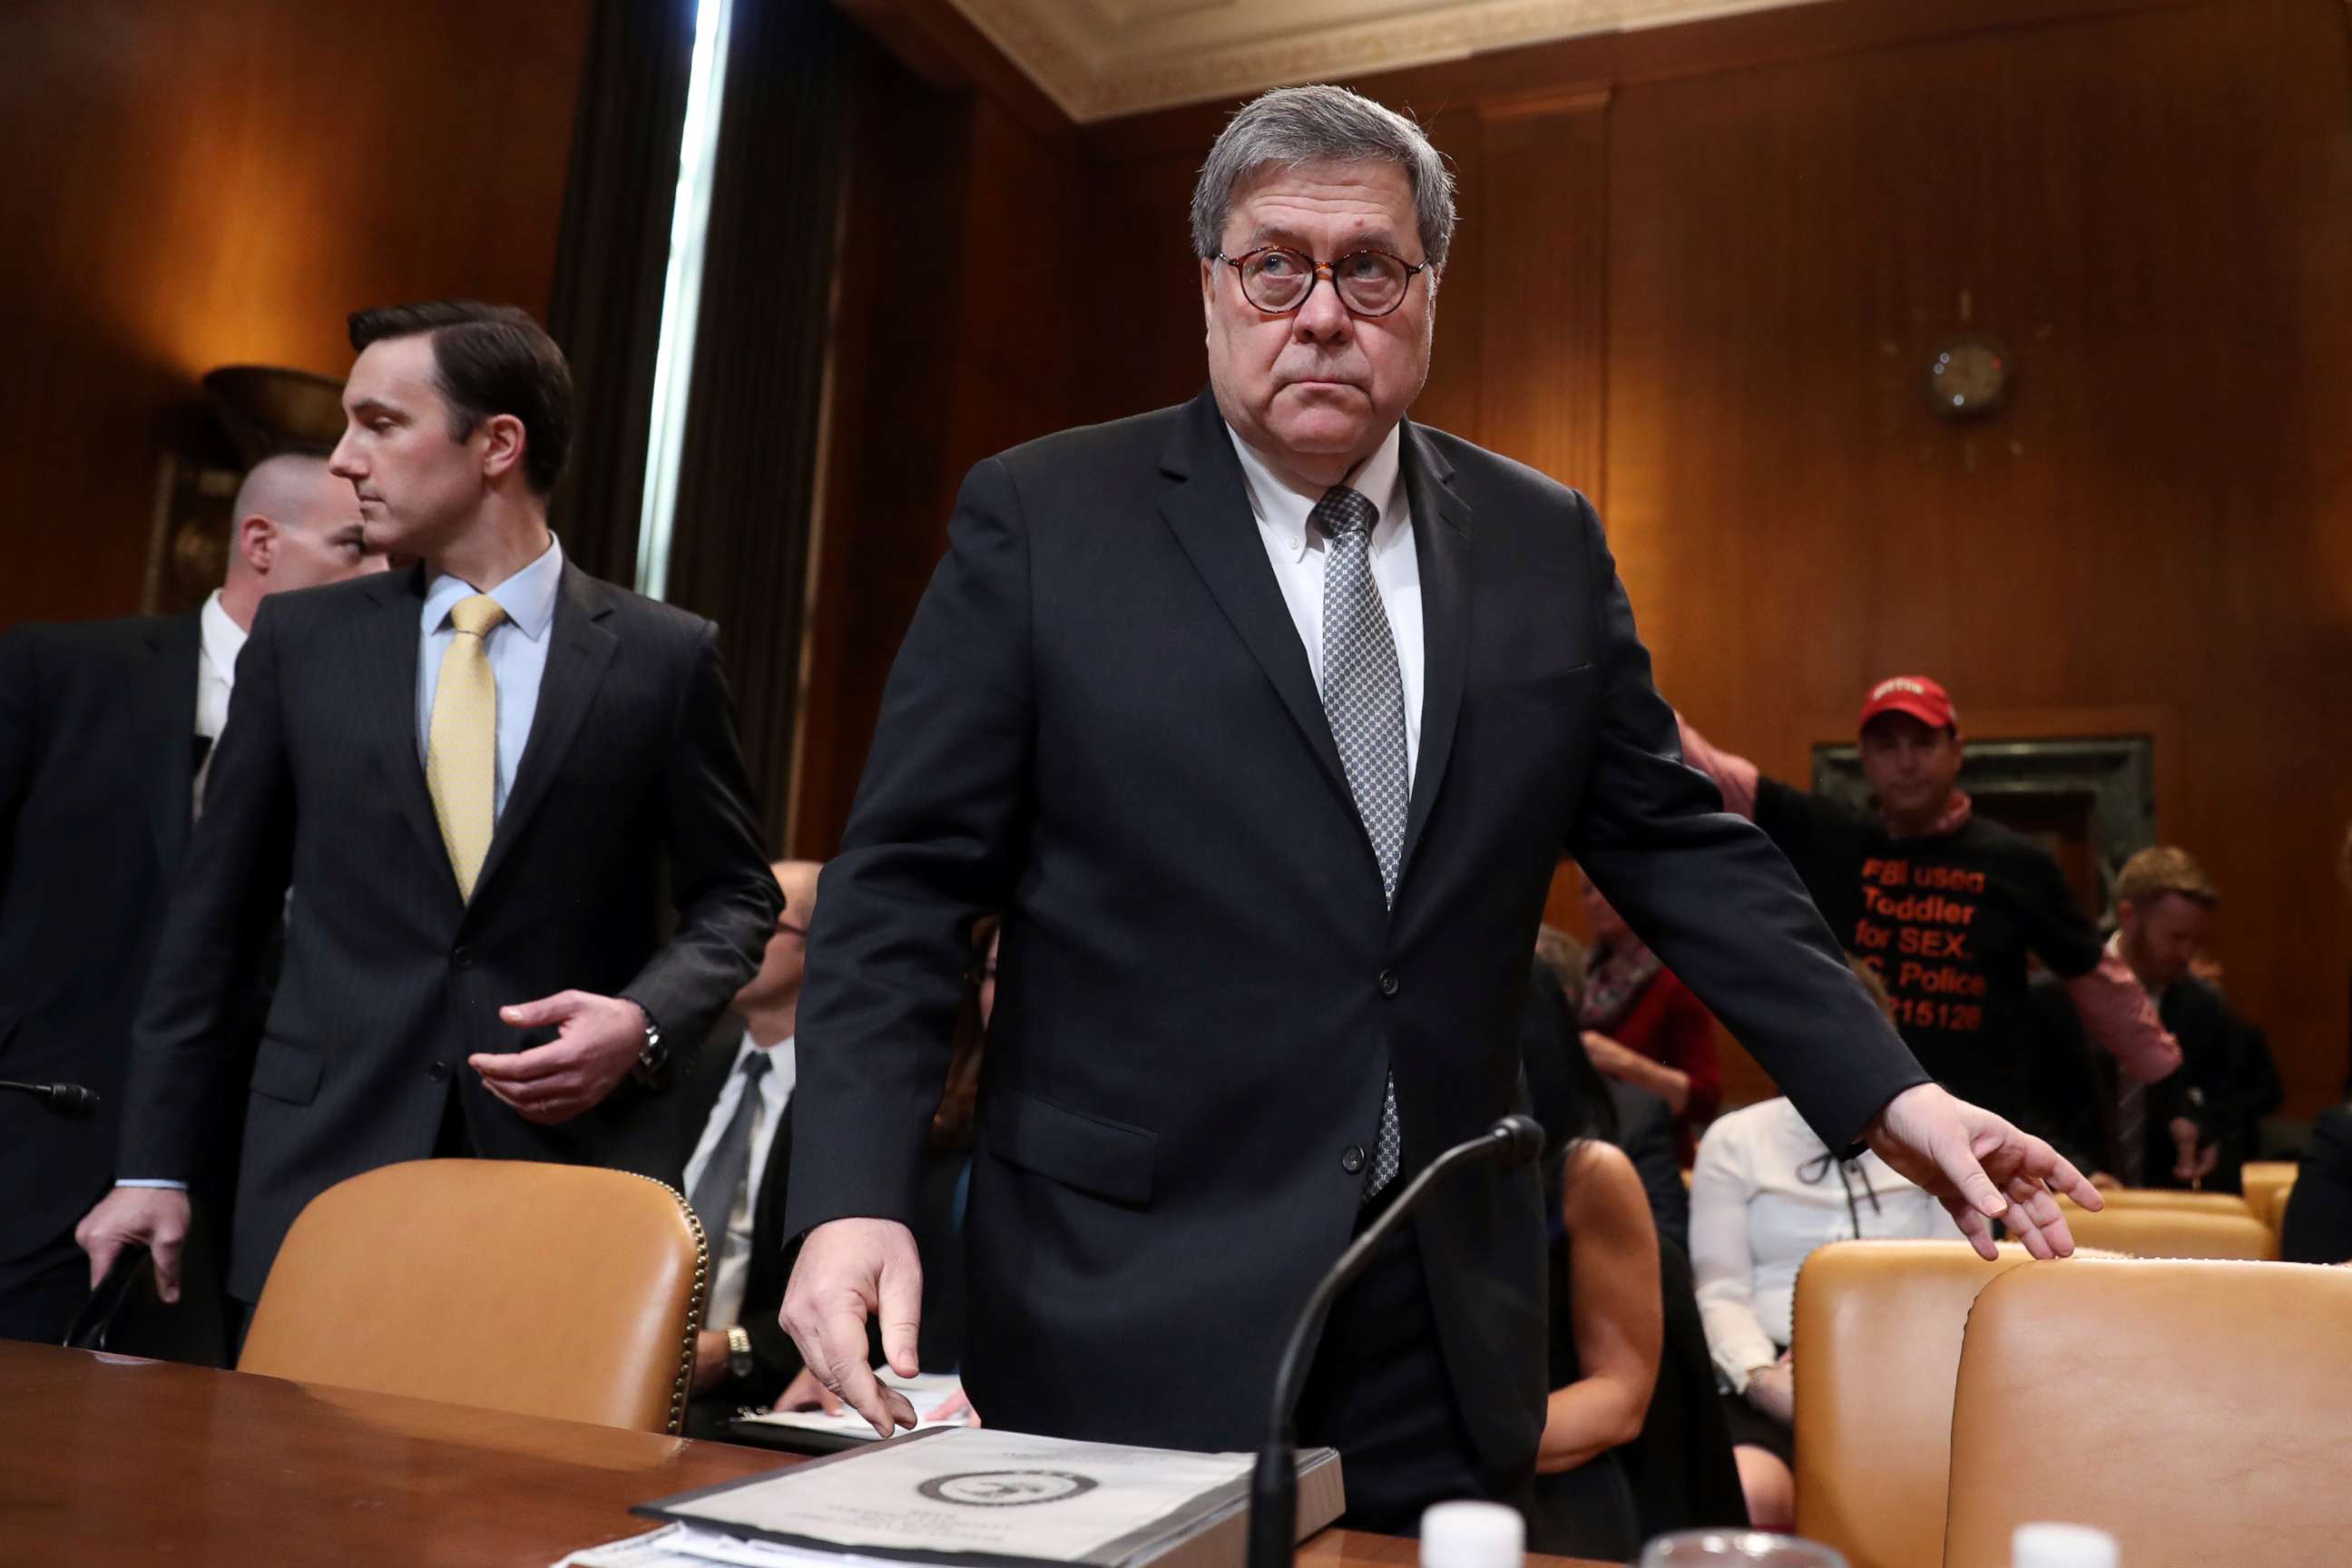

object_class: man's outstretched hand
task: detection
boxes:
[779,1217,924,1436]
[1864,1082,2102,1259]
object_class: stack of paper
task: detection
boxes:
[731,1371,972,1443]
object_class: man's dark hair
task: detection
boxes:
[348,300,573,495]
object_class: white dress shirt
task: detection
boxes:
[1228,423,1425,782]
[416,534,565,818]
[1689,1097,1961,1392]
[681,1029,797,1331]
[194,590,247,744]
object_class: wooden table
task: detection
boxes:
[0,1343,1609,1566]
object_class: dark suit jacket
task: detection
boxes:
[788,389,1925,1471]
[122,562,781,1300]
[653,1014,804,1416]
[2032,973,2279,1193]
[2280,1102,2352,1266]
[0,613,249,1333]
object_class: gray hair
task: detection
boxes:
[1190,85,1456,270]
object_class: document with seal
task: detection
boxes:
[632,1427,1341,1568]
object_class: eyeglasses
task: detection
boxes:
[1214,247,1427,318]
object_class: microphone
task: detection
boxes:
[1,1080,102,1117]
[1247,1113,1544,1568]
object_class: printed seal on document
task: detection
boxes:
[917,1472,1104,1507]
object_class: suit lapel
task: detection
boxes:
[1155,389,1349,800]
[358,567,456,893]
[1397,421,1472,888]
[468,564,618,908]
[143,612,204,871]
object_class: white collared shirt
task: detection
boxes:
[416,535,565,818]
[1228,422,1425,781]
[1689,1098,1960,1393]
[681,1029,798,1331]
[194,591,248,742]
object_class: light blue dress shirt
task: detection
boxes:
[416,535,565,820]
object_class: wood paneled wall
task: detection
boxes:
[808,0,2352,1119]
[0,0,590,628]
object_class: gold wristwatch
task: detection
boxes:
[726,1325,753,1380]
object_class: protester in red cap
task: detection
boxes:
[1676,678,2178,1135]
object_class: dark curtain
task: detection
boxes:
[544,0,701,583]
[662,0,849,854]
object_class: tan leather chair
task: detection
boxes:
[1945,1259,2352,1567]
[240,1160,707,1433]
[2064,1188,2255,1218]
[2240,1161,2298,1231]
[1789,1240,2030,1568]
[2054,1200,2278,1259]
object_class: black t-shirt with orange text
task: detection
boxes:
[1754,777,2105,1123]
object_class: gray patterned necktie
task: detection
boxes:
[1315,483,1406,1200]
[689,1051,771,1246]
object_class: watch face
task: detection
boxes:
[1924,334,2011,418]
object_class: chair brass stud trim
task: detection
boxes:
[624,1171,710,1436]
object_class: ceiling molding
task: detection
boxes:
[941,0,1834,122]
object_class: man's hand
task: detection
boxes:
[2169,1116,2219,1186]
[691,1328,733,1394]
[74,1186,191,1303]
[778,1218,923,1437]
[1580,1031,1644,1081]
[774,1365,848,1416]
[1863,1082,2102,1260]
[468,991,647,1124]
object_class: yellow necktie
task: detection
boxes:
[427,593,506,901]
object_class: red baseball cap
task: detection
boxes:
[1858,674,1959,734]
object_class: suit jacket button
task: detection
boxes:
[426,1061,451,1083]
[1377,969,1399,997]
[451,946,471,969]
[1341,1144,1367,1175]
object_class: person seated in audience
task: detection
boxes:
[1533,926,1688,1246]
[761,912,996,1423]
[1526,1040,1661,1562]
[652,859,822,1436]
[1690,958,1963,1531]
[0,454,380,1353]
[2281,1102,2352,1265]
[1573,871,1723,1164]
[1678,678,2180,1135]
[2033,848,2280,1193]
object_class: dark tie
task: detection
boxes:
[191,732,215,820]
[689,1052,772,1244]
[2113,1076,2147,1186]
[1314,483,1406,1200]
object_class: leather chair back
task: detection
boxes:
[2067,1189,2254,1217]
[1945,1259,2352,1567]
[240,1160,706,1433]
[2240,1161,2298,1230]
[2055,1201,2278,1259]
[1790,1240,2030,1568]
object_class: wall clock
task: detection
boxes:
[1924,333,2012,419]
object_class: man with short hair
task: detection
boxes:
[1678,676,2180,1133]
[76,301,782,1315]
[2036,847,2280,1191]
[784,86,2099,1526]
[0,455,381,1346]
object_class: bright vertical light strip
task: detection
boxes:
[634,0,737,602]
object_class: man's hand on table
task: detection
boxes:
[779,1217,924,1436]
[1865,1082,2102,1260]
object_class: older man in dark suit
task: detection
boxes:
[77,302,781,1313]
[0,455,379,1347]
[780,87,2098,1527]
